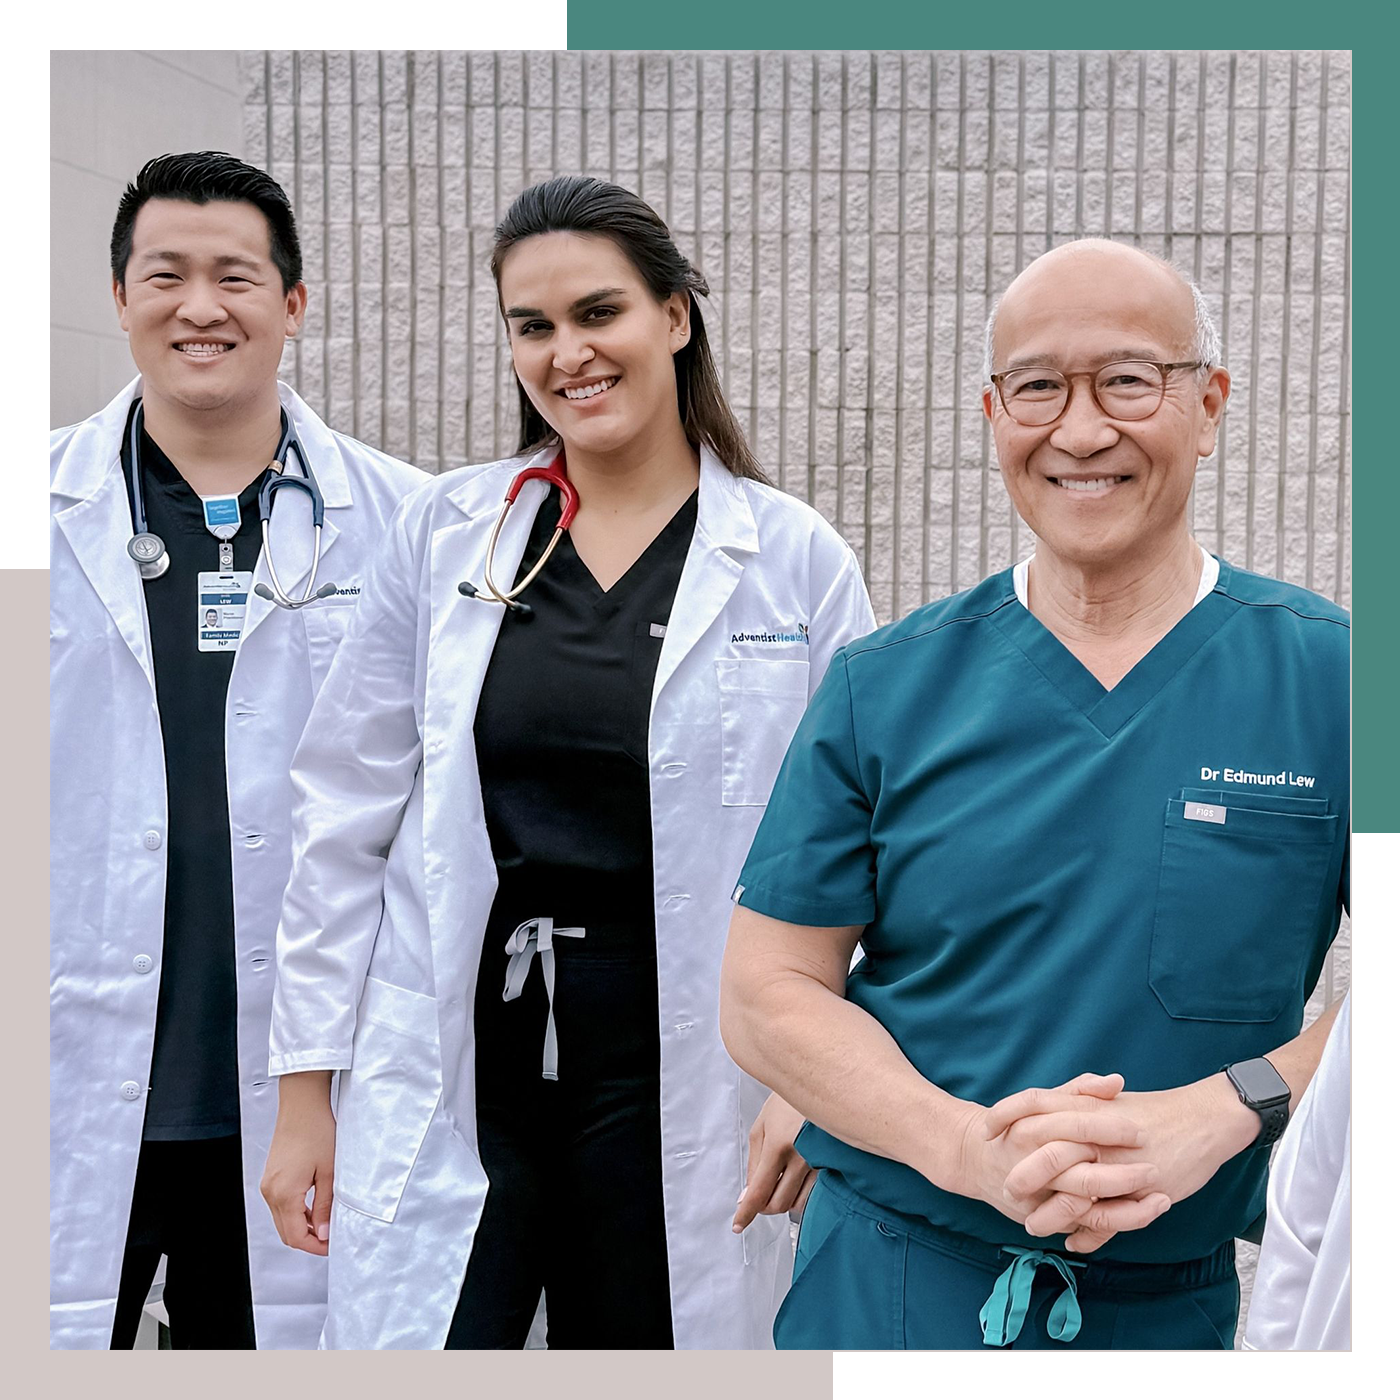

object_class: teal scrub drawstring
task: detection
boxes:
[979,1247,1087,1347]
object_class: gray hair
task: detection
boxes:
[981,249,1222,387]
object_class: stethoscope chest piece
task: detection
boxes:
[127,531,170,579]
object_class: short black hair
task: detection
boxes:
[111,152,302,293]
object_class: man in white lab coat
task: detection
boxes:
[50,151,424,1349]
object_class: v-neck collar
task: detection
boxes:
[988,558,1242,739]
[555,488,699,613]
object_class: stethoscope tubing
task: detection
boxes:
[464,454,578,612]
[126,397,333,608]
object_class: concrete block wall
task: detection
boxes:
[243,49,1350,1344]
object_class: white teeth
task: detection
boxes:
[563,377,616,400]
[176,343,232,357]
[1056,476,1124,492]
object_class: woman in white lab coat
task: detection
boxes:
[262,176,875,1349]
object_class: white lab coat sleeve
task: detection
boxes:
[268,495,427,1076]
[1243,993,1352,1350]
[807,534,876,697]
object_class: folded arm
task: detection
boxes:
[720,906,1167,1240]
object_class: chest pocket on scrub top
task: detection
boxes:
[715,657,809,806]
[302,601,357,692]
[1147,792,1338,1023]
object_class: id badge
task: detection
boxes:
[198,571,253,652]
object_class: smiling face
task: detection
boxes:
[497,231,690,460]
[114,198,306,417]
[983,242,1229,572]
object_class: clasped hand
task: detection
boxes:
[961,1072,1180,1254]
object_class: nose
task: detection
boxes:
[1047,378,1120,457]
[552,327,595,375]
[176,279,230,327]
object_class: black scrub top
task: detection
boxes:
[474,485,698,924]
[121,408,269,1140]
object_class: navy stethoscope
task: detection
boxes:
[457,451,579,620]
[125,399,339,609]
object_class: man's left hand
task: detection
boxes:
[986,1074,1259,1252]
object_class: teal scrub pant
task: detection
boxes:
[775,1172,1239,1350]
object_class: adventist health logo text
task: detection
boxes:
[732,623,809,645]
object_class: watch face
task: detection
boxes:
[1232,1058,1290,1106]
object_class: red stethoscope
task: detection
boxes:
[457,451,579,619]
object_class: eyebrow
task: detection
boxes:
[1003,347,1168,370]
[504,287,628,319]
[135,251,264,271]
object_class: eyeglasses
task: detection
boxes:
[989,360,1205,426]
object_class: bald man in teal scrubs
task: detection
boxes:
[720,240,1348,1350]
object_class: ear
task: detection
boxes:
[665,290,691,353]
[113,278,130,332]
[1195,365,1231,459]
[981,385,996,423]
[284,282,309,339]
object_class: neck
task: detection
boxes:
[140,382,285,496]
[1028,529,1202,647]
[563,420,700,517]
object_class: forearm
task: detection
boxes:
[720,961,975,1192]
[1266,999,1342,1112]
[275,1069,334,1117]
[1179,999,1347,1173]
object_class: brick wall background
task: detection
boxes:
[240,49,1350,1345]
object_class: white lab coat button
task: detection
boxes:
[142,830,162,850]
[132,954,153,974]
[119,1081,142,1101]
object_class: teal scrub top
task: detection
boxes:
[736,559,1349,1264]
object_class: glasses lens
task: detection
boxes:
[1093,361,1166,420]
[999,369,1067,425]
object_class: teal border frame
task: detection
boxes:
[566,17,1371,828]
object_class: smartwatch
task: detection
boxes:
[1224,1057,1291,1149]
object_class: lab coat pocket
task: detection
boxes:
[302,601,357,693]
[1147,801,1338,1023]
[715,658,810,807]
[333,976,442,1223]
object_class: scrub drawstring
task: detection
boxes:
[502,917,586,1081]
[979,1247,1086,1347]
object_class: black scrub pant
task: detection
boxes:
[446,906,674,1350]
[109,1134,257,1350]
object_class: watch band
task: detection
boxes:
[1225,1058,1291,1149]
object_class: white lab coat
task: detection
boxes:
[269,445,875,1350]
[50,378,425,1350]
[1243,992,1351,1350]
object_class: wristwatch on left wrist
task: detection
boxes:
[1224,1057,1292,1149]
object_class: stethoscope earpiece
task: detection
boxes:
[458,578,533,620]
